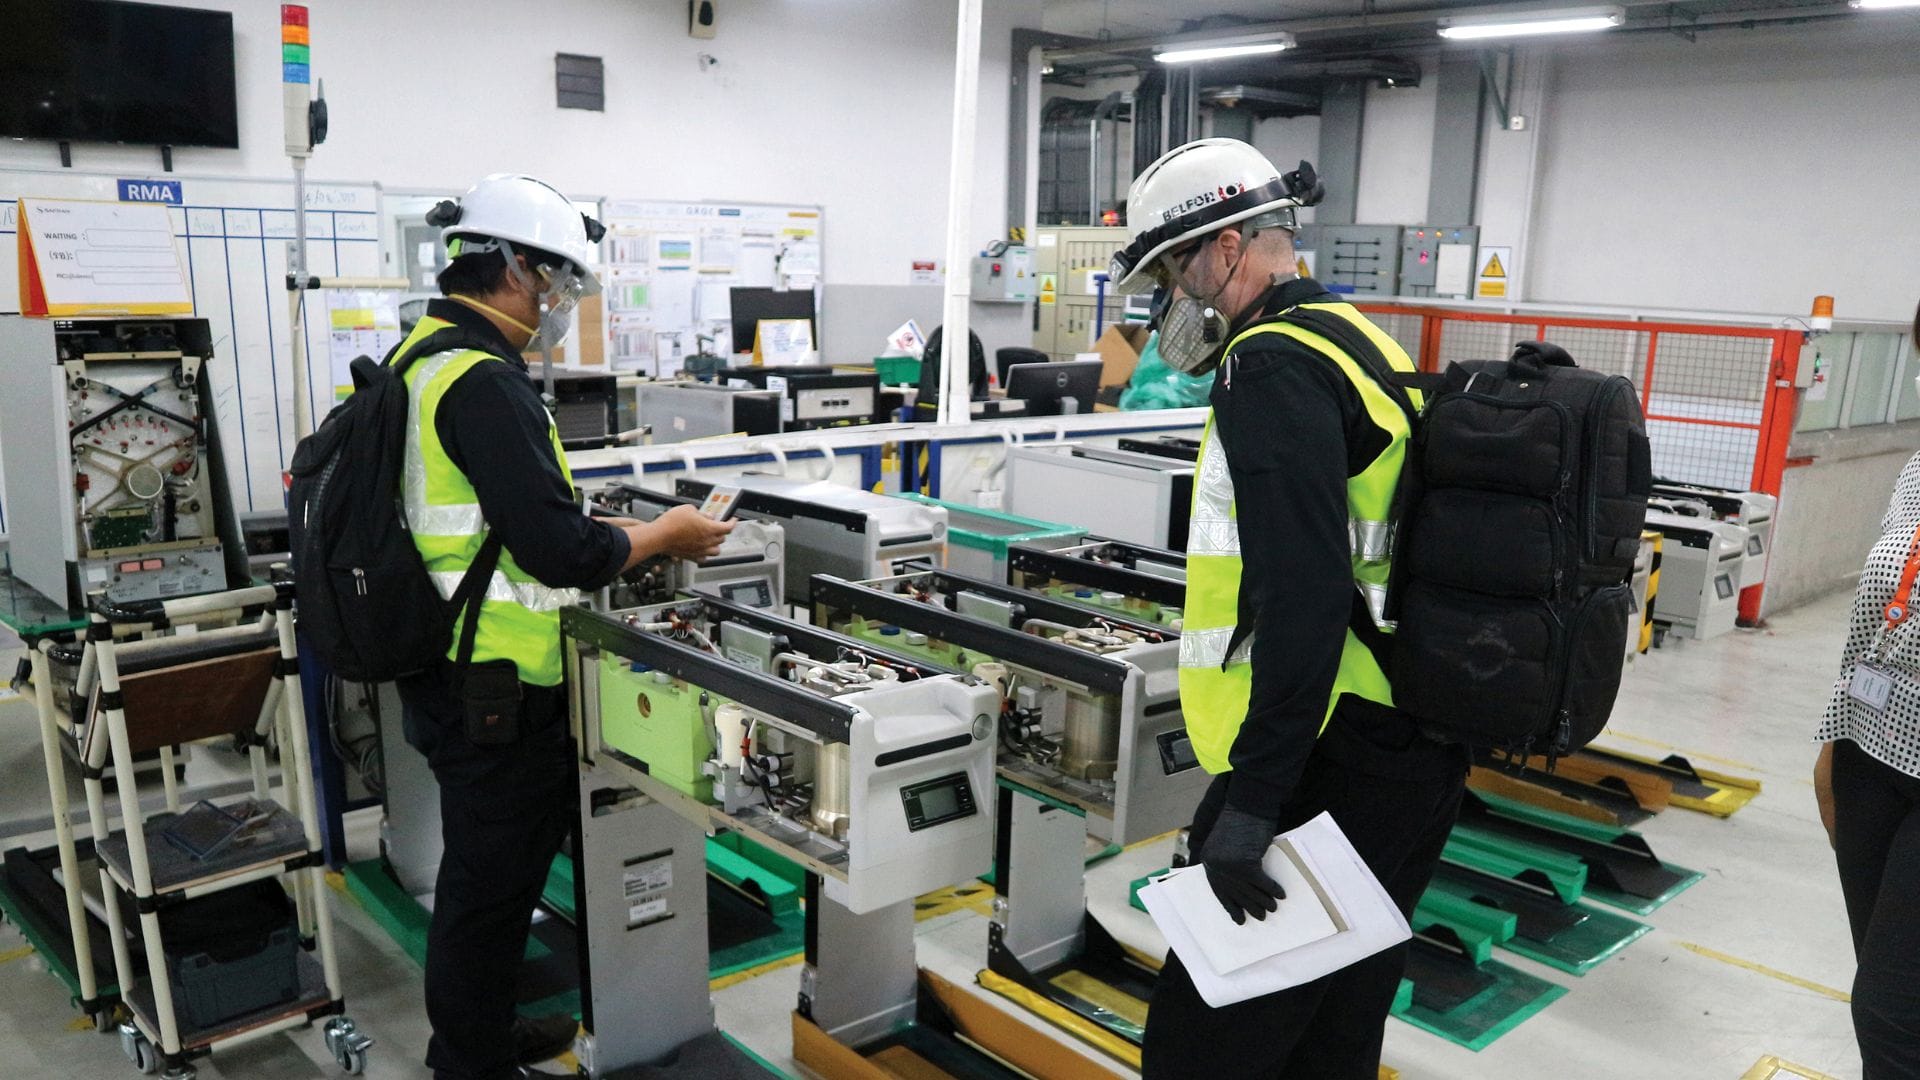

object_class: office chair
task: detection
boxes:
[996,346,1049,387]
[916,326,989,404]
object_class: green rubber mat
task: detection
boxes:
[1392,939,1567,1051]
[1580,864,1705,916]
[344,850,805,980]
[1426,863,1651,976]
[1456,791,1700,911]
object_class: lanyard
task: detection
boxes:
[1884,522,1920,628]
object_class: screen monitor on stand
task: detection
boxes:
[729,287,818,356]
[1004,359,1104,417]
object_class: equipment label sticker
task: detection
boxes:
[623,854,674,928]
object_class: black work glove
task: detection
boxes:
[1199,806,1286,925]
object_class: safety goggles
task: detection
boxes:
[537,261,598,317]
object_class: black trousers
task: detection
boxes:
[1832,737,1920,1080]
[399,666,575,1080]
[1141,706,1468,1080]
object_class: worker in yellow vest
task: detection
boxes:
[1110,141,1469,1077]
[396,175,733,1080]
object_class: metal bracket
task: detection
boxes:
[1478,47,1516,131]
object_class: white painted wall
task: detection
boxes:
[0,0,1038,293]
[1353,78,1438,225]
[1252,114,1322,226]
[1525,20,1920,320]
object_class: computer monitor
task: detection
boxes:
[1005,359,1104,417]
[729,287,817,354]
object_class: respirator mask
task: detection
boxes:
[1148,233,1246,376]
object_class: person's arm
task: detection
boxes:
[1214,350,1358,821]
[437,365,631,590]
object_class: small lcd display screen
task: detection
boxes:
[901,773,976,832]
[1747,536,1764,556]
[917,784,960,820]
[1715,575,1734,600]
[721,580,773,609]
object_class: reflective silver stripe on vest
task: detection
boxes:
[1351,518,1393,564]
[1358,581,1395,632]
[1178,624,1255,669]
[403,350,487,537]
[1190,428,1239,557]
[430,570,582,612]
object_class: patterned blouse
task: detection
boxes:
[1819,450,1920,778]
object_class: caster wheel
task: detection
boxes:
[94,1008,116,1034]
[133,1040,159,1076]
[159,1065,195,1080]
[324,1017,374,1075]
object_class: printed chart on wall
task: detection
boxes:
[599,199,821,377]
[0,169,381,520]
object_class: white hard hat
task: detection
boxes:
[1108,139,1323,295]
[431,174,604,295]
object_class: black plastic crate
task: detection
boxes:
[159,880,300,1029]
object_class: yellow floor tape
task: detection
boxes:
[0,944,35,965]
[1601,730,1767,776]
[914,882,997,922]
[1740,1055,1840,1080]
[710,952,804,992]
[1677,942,1850,1003]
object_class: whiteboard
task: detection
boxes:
[599,199,821,376]
[0,168,382,525]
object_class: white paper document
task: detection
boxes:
[1138,812,1411,1008]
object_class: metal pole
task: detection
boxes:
[290,157,313,441]
[937,0,984,427]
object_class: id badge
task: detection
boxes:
[1850,663,1896,712]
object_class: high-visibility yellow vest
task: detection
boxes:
[1179,302,1423,774]
[399,315,580,687]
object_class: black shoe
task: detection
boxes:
[512,1013,578,1066]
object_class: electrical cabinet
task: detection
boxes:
[970,246,1036,303]
[1398,224,1480,299]
[1295,224,1402,297]
[1032,226,1130,361]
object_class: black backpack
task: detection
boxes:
[1278,310,1652,758]
[286,328,508,683]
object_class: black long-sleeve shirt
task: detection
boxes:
[1211,278,1396,820]
[424,298,630,590]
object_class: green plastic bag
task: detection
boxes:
[1118,331,1214,411]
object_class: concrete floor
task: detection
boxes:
[0,591,1864,1079]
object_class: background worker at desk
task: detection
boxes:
[394,174,734,1080]
[1111,140,1470,1078]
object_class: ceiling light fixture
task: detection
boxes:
[1153,32,1297,64]
[1437,5,1625,38]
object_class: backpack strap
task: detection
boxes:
[1269,306,1439,427]
[446,531,504,692]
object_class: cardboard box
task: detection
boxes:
[1092,324,1150,387]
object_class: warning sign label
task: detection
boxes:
[1476,247,1512,300]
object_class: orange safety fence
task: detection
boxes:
[1356,303,1805,623]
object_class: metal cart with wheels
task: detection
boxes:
[47,579,369,1078]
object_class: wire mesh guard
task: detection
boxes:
[1370,310,1778,492]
